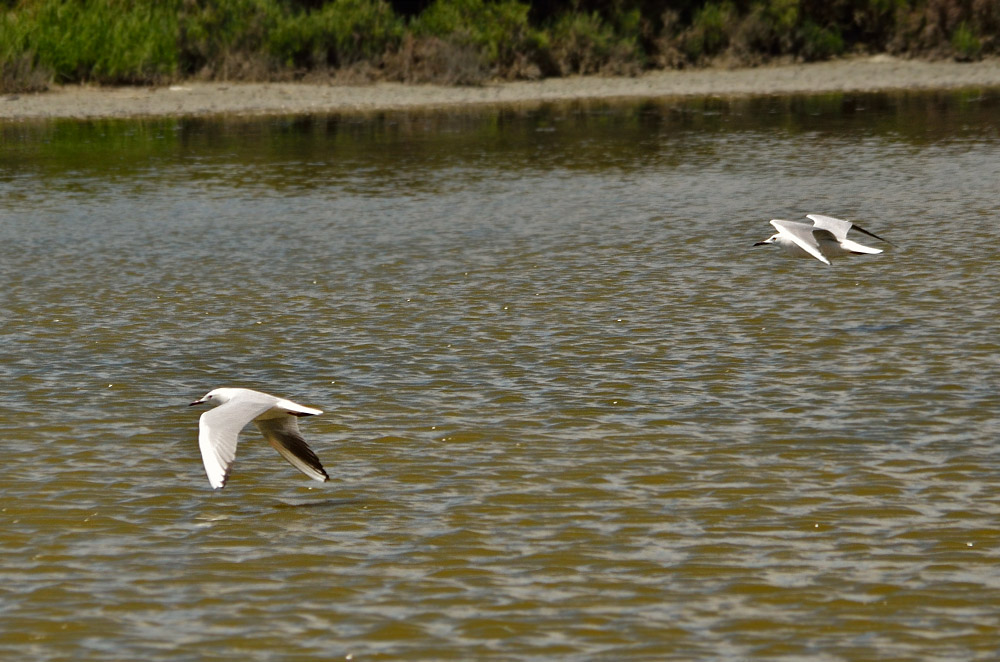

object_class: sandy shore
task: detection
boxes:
[3,56,999,121]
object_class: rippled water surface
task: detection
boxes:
[2,91,1000,660]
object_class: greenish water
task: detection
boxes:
[1,91,999,661]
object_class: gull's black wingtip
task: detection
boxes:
[852,222,895,247]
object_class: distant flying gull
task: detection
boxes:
[189,387,330,489]
[753,213,892,265]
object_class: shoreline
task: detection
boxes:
[3,56,1000,121]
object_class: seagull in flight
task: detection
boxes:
[189,387,330,489]
[754,213,892,265]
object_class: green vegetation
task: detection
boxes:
[1,0,179,90]
[951,22,983,61]
[1,0,997,92]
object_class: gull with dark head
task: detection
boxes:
[754,213,892,266]
[189,387,330,489]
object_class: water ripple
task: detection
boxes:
[2,93,1000,661]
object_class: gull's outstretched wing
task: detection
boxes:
[807,213,892,245]
[271,397,323,417]
[255,416,330,483]
[770,219,831,265]
[805,214,852,242]
[199,399,274,489]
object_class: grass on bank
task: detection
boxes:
[1,0,998,93]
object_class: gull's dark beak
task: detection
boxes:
[753,241,769,246]
[189,399,206,406]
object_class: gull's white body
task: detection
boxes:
[755,214,888,266]
[189,387,329,489]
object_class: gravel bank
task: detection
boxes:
[3,56,999,120]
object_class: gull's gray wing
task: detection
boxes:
[808,213,892,245]
[805,214,852,242]
[254,416,330,483]
[770,219,831,265]
[199,399,274,489]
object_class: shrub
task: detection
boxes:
[382,33,489,84]
[950,21,982,60]
[681,2,735,62]
[413,0,538,74]
[178,0,285,79]
[798,20,844,60]
[845,0,906,49]
[269,0,404,69]
[4,0,178,85]
[730,0,798,59]
[0,53,52,93]
[548,9,641,75]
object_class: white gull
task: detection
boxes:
[189,387,329,489]
[754,213,891,265]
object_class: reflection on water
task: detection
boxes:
[1,90,999,661]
